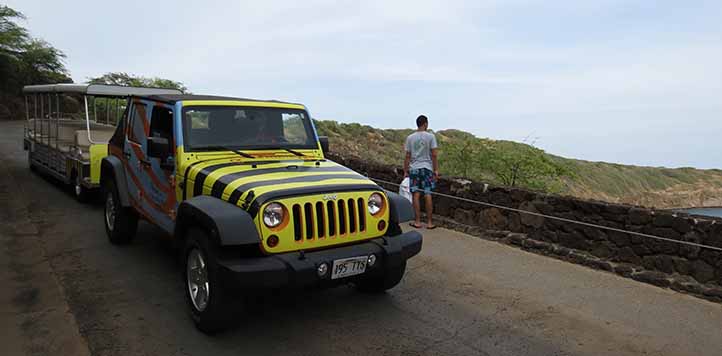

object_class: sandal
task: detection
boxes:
[426,225,438,230]
[409,222,423,229]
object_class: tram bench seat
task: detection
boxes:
[27,119,116,158]
[26,119,115,138]
[74,130,115,160]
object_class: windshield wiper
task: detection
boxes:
[283,148,306,157]
[200,146,255,159]
[225,147,255,159]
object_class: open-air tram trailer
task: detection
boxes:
[22,84,182,201]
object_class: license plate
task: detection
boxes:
[331,256,368,280]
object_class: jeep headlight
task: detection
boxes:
[263,202,286,228]
[368,193,385,216]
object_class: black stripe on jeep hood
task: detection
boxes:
[224,173,367,204]
[192,162,242,197]
[209,165,352,199]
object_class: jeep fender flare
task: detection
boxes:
[100,156,130,207]
[175,195,260,247]
[386,191,414,224]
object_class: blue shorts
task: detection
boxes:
[409,168,435,195]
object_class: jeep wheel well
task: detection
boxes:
[174,214,220,249]
[175,196,263,256]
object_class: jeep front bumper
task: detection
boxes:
[217,231,422,293]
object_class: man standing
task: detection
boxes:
[404,115,439,229]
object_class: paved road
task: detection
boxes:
[1,120,721,356]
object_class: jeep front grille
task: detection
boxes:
[292,198,366,241]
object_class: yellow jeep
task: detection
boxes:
[98,93,423,333]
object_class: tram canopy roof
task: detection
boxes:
[22,84,183,97]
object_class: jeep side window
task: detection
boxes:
[148,105,174,166]
[109,98,130,147]
[150,106,173,141]
[128,101,146,144]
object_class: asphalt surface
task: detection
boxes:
[2,120,721,356]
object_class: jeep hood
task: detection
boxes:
[182,159,380,213]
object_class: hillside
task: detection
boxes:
[315,120,722,209]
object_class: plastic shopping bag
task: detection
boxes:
[399,177,412,202]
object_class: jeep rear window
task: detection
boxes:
[181,106,317,151]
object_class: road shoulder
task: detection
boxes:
[0,124,91,356]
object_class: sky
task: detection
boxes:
[7,0,722,169]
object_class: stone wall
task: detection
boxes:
[329,153,722,301]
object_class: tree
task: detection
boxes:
[0,5,70,119]
[88,72,188,93]
[0,5,28,55]
[0,6,69,84]
[17,39,71,85]
[485,141,569,191]
[440,137,492,179]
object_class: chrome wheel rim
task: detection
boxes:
[105,192,116,232]
[187,248,210,312]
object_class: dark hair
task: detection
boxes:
[416,115,428,128]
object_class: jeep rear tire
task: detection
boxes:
[355,261,407,293]
[103,179,138,244]
[183,228,240,334]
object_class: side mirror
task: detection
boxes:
[319,136,329,155]
[148,136,170,160]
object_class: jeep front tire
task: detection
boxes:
[183,228,240,334]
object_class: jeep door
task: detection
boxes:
[123,99,177,233]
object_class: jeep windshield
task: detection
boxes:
[182,106,317,152]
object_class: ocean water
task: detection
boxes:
[679,208,722,218]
